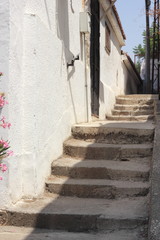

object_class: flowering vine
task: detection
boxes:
[0,73,13,180]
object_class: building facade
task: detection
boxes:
[0,0,141,207]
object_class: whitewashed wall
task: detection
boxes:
[0,0,139,207]
[99,9,123,118]
[99,8,138,118]
[0,0,11,207]
[0,0,89,207]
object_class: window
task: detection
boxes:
[105,22,111,54]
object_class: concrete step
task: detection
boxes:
[6,195,148,232]
[64,139,153,159]
[51,157,150,181]
[116,97,154,105]
[112,109,154,116]
[0,226,148,240]
[72,121,154,144]
[46,176,149,199]
[106,115,154,121]
[114,104,154,111]
[118,94,158,99]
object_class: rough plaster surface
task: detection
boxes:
[99,8,125,118]
[0,0,10,207]
[99,7,139,118]
[0,0,88,207]
[0,0,139,207]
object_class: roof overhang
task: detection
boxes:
[99,0,126,47]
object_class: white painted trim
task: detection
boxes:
[99,0,125,46]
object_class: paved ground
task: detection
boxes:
[0,226,146,240]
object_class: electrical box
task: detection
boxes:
[79,12,89,33]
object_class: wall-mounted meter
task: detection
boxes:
[79,12,89,33]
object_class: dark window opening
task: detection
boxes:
[105,22,111,54]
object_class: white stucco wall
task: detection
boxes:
[121,60,139,94]
[0,0,140,207]
[0,0,89,207]
[99,9,125,118]
[99,8,138,118]
[0,0,11,207]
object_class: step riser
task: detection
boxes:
[64,145,152,159]
[72,128,154,144]
[51,166,149,181]
[46,183,149,199]
[6,211,147,232]
[97,218,148,231]
[107,115,154,121]
[114,105,154,111]
[112,110,154,116]
[116,99,154,105]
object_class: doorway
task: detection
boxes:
[90,0,100,117]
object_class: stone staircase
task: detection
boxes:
[5,95,156,239]
[107,94,155,121]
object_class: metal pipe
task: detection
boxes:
[145,0,151,93]
[151,0,157,93]
[83,33,89,122]
[157,0,160,95]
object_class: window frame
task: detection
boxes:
[105,22,111,54]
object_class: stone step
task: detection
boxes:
[106,115,154,121]
[64,139,153,159]
[118,94,158,99]
[72,121,154,144]
[0,226,148,240]
[116,97,154,105]
[51,157,150,181]
[114,104,154,111]
[46,176,149,199]
[112,109,154,116]
[6,195,148,232]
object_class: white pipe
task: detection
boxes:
[83,33,89,122]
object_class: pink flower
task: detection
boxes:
[0,140,9,148]
[0,176,3,180]
[1,116,5,121]
[0,164,7,172]
[0,96,8,107]
[0,117,11,129]
[7,150,13,156]
[1,123,8,128]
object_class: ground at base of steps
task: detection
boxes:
[0,226,147,240]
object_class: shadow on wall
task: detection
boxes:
[56,0,78,123]
[99,81,105,103]
[56,0,74,64]
[122,66,138,95]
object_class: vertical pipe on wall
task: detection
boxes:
[81,0,89,122]
[145,0,151,93]
[83,33,89,122]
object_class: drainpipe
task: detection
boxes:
[81,0,89,122]
[145,0,151,93]
[83,33,89,122]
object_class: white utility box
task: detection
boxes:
[79,12,89,33]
